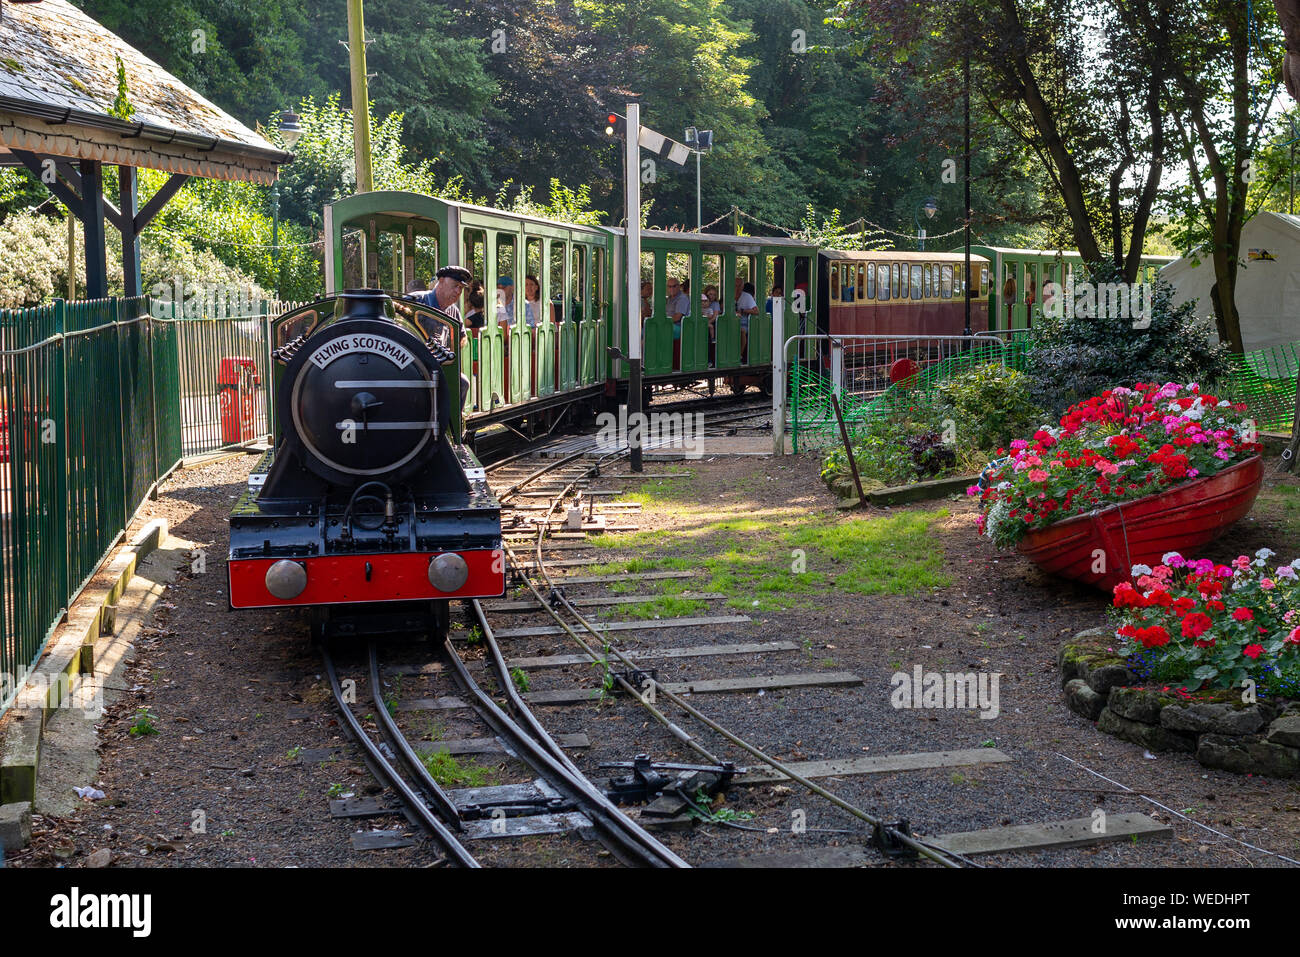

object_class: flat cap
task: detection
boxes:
[435,266,473,283]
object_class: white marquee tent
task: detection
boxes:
[1163,211,1300,352]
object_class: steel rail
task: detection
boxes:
[437,629,689,869]
[367,642,465,828]
[320,645,480,868]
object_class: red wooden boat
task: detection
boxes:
[1016,456,1264,591]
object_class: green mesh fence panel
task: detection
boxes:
[1215,342,1300,434]
[789,337,1028,452]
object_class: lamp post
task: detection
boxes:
[684,127,713,231]
[272,110,302,300]
[914,196,938,251]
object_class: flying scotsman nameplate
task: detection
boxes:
[308,335,416,370]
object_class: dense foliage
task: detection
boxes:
[971,383,1260,549]
[1023,262,1230,416]
[936,364,1043,453]
[1112,550,1300,696]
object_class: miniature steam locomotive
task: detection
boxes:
[227,289,504,639]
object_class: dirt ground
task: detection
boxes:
[11,445,1300,868]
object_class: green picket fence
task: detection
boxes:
[0,296,296,716]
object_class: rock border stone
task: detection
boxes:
[1059,628,1300,778]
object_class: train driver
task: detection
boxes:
[416,265,473,324]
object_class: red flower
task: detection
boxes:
[1181,613,1213,639]
[1232,607,1254,622]
[1137,626,1171,648]
[1242,644,1265,660]
[1172,596,1196,613]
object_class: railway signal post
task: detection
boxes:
[624,102,644,472]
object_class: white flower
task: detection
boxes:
[1131,564,1153,577]
[1256,547,1276,560]
[1161,551,1182,565]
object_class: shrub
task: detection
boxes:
[936,363,1044,453]
[0,211,69,308]
[1024,261,1229,415]
[1111,549,1300,696]
[820,403,961,494]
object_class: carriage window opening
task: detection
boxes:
[866,263,875,299]
[524,238,543,327]
[640,250,656,322]
[495,234,517,327]
[877,264,890,301]
[840,263,854,302]
[593,247,606,318]
[981,266,989,296]
[464,229,487,315]
[940,264,953,299]
[923,264,933,299]
[571,245,587,323]
[829,264,840,302]
[910,264,922,300]
[549,241,568,322]
[856,265,867,302]
[890,263,900,298]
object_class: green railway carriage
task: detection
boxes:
[324,192,816,434]
[612,228,818,385]
[958,245,1176,332]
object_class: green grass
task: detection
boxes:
[420,751,497,788]
[586,507,951,615]
[614,594,709,620]
[612,472,697,506]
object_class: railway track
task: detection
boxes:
[479,436,971,867]
[320,513,688,867]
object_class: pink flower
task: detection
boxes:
[1010,439,1029,450]
[1028,469,1049,483]
[1261,578,1276,591]
[966,485,981,497]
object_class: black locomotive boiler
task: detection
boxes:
[228,289,504,639]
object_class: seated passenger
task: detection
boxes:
[736,281,759,360]
[463,282,486,332]
[666,276,690,341]
[640,280,654,319]
[765,284,784,314]
[496,277,516,328]
[525,275,541,327]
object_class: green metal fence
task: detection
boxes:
[0,298,182,714]
[788,335,1029,451]
[0,295,297,716]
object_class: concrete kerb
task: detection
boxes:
[0,518,171,833]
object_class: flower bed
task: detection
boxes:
[1059,628,1300,777]
[971,383,1260,549]
[1112,550,1300,698]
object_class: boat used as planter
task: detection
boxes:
[1016,456,1264,591]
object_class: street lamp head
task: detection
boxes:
[279,110,303,149]
[698,130,713,151]
[684,126,698,145]
[923,196,938,219]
